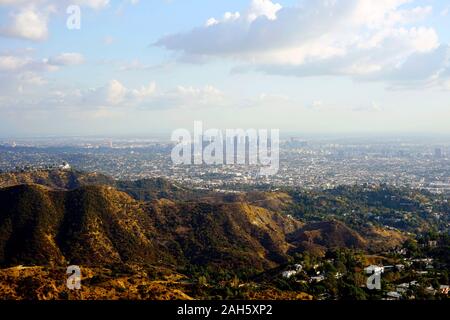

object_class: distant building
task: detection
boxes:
[282,270,297,279]
[427,240,437,248]
[60,162,71,171]
[310,275,325,283]
[386,291,401,300]
[294,264,303,272]
[434,147,442,159]
[382,265,394,272]
[396,283,409,293]
[397,281,418,293]
[281,264,303,279]
[288,138,308,148]
[395,264,405,272]
[440,285,449,295]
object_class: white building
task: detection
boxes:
[282,271,297,279]
[386,291,401,300]
[60,162,71,171]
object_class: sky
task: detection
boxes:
[1,0,450,137]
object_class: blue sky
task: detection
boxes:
[1,0,450,137]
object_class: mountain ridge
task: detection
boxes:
[0,182,392,271]
[0,170,410,271]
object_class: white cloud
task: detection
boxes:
[48,52,85,66]
[107,79,127,104]
[203,0,280,29]
[73,0,110,10]
[0,1,45,5]
[247,0,282,22]
[125,84,225,110]
[1,6,49,41]
[0,52,85,73]
[0,55,29,71]
[0,0,134,41]
[205,18,219,27]
[0,78,229,112]
[157,0,446,87]
[131,82,157,100]
[18,71,47,86]
[101,79,157,106]
[223,11,241,22]
[167,85,224,107]
[0,51,86,99]
[0,0,110,9]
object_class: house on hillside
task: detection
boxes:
[440,285,449,295]
[282,271,297,279]
[60,162,71,171]
[386,291,402,300]
[395,264,405,272]
[281,264,303,279]
[310,275,325,283]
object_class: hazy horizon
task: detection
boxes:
[3,131,450,144]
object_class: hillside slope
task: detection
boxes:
[0,171,409,271]
[0,185,305,270]
[0,170,114,190]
